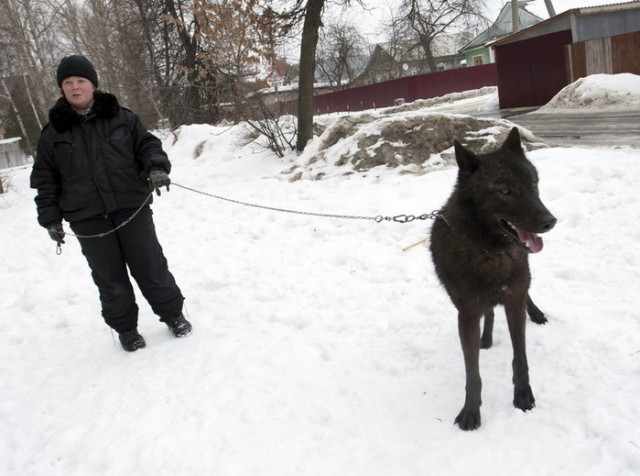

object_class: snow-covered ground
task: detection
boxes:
[1,74,639,475]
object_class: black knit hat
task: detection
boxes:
[56,55,99,88]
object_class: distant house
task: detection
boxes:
[352,45,399,86]
[459,3,543,66]
[353,33,469,87]
[0,138,29,170]
[314,53,369,89]
[431,32,472,71]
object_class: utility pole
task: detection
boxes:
[512,0,556,33]
[511,0,520,32]
[544,0,557,17]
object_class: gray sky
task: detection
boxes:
[344,0,633,44]
[277,0,633,60]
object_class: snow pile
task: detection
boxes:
[293,112,542,180]
[538,73,640,112]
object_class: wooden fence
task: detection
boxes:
[566,31,640,82]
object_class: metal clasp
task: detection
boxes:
[393,214,416,223]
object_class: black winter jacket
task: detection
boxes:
[31,91,171,226]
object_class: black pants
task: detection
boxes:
[70,206,184,332]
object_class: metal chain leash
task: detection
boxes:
[54,183,442,254]
[55,192,154,255]
[172,182,442,224]
[65,192,154,240]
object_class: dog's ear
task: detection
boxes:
[502,127,524,153]
[454,140,479,173]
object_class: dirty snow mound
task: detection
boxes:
[288,111,544,180]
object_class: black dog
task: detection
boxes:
[430,127,556,430]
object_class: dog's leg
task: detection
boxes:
[455,312,482,430]
[527,294,547,324]
[505,299,536,412]
[480,310,495,349]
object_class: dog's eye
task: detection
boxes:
[500,187,511,195]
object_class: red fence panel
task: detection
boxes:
[282,64,497,115]
[496,30,573,109]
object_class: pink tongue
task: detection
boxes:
[516,229,544,253]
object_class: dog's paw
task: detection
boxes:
[513,385,536,411]
[480,336,493,349]
[454,407,482,431]
[527,297,548,324]
[529,310,548,325]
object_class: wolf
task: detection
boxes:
[430,127,556,431]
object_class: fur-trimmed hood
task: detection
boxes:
[49,91,120,133]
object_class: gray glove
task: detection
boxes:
[46,222,65,244]
[149,169,170,196]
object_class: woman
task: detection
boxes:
[31,55,191,352]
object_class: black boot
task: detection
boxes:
[163,313,192,337]
[118,329,146,352]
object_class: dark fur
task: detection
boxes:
[430,127,556,430]
[49,91,120,133]
[481,294,547,349]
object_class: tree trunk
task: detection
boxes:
[295,0,324,152]
[165,0,202,123]
[2,78,32,152]
[23,73,43,130]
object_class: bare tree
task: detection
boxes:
[2,0,63,104]
[259,0,327,151]
[195,0,278,123]
[125,0,189,127]
[295,0,324,151]
[379,5,419,79]
[244,93,297,158]
[316,20,367,89]
[396,0,485,72]
[163,0,210,124]
[0,0,66,142]
[1,78,32,149]
[58,0,163,125]
[59,0,207,127]
[263,0,367,152]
